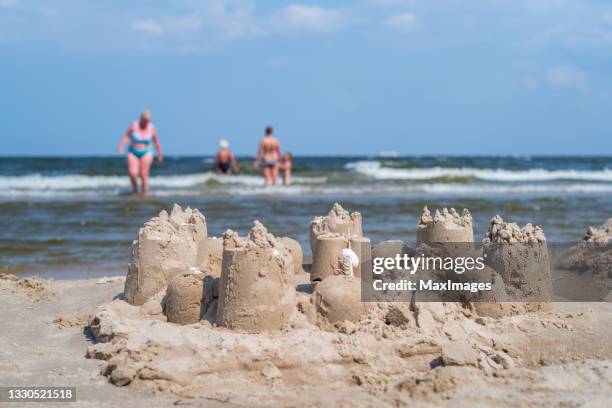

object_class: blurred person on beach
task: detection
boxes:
[117,110,163,196]
[213,139,239,175]
[279,152,293,185]
[255,126,281,186]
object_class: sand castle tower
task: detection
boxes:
[124,205,207,305]
[280,237,304,275]
[482,215,552,302]
[309,203,363,254]
[556,218,612,281]
[583,218,612,244]
[165,272,206,325]
[307,204,372,324]
[216,221,295,331]
[416,207,473,245]
[309,203,370,283]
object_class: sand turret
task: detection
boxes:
[416,207,473,245]
[483,215,546,245]
[165,272,205,325]
[124,205,207,305]
[216,221,295,331]
[309,203,370,284]
[311,233,349,283]
[310,234,370,283]
[483,216,552,302]
[280,237,304,275]
[309,203,363,254]
[583,218,612,244]
[555,218,612,281]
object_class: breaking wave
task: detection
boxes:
[346,161,612,182]
[0,172,326,194]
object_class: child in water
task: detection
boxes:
[279,152,293,186]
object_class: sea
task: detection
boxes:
[1,155,611,278]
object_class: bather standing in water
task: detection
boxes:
[279,152,293,186]
[117,111,163,196]
[213,139,239,175]
[255,126,281,186]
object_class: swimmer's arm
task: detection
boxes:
[153,127,163,163]
[117,127,131,155]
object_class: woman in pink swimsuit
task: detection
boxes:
[117,111,163,196]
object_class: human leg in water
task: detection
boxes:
[271,163,279,185]
[263,164,272,186]
[126,153,140,194]
[139,152,154,196]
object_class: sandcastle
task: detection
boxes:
[82,202,612,405]
[416,207,473,245]
[124,205,208,305]
[584,218,612,244]
[309,203,370,284]
[309,203,363,254]
[556,218,612,279]
[482,215,552,302]
[216,221,295,331]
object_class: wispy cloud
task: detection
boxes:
[131,14,202,36]
[269,4,349,34]
[130,4,349,40]
[546,65,586,87]
[384,12,418,31]
[131,19,163,35]
[200,1,261,39]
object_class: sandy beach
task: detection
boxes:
[1,274,611,407]
[4,1,612,405]
[1,203,611,407]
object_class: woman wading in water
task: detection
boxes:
[117,111,163,196]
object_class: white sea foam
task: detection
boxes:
[346,160,612,182]
[2,181,612,199]
[0,172,326,192]
[420,183,612,194]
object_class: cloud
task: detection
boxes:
[546,65,586,87]
[131,19,163,35]
[269,4,349,34]
[201,1,261,39]
[384,12,418,31]
[131,14,202,36]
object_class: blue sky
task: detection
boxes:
[1,0,611,156]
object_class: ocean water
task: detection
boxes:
[1,155,611,278]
